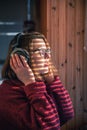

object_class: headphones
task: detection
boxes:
[11,33,30,65]
[11,32,46,65]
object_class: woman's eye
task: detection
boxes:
[32,49,39,53]
[34,50,40,53]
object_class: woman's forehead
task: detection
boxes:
[29,38,46,49]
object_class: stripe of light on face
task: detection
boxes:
[31,57,51,62]
[32,67,52,73]
[32,65,46,68]
[29,46,50,50]
[31,61,51,68]
[31,65,53,73]
[33,68,47,74]
[29,42,46,47]
[31,61,52,65]
[31,63,45,66]
[31,61,45,66]
[31,57,45,61]
[31,60,46,65]
[31,62,52,68]
[32,66,48,71]
[29,39,46,50]
[32,38,44,43]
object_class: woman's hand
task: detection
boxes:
[42,70,55,84]
[10,54,35,85]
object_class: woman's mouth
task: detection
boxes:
[44,64,48,67]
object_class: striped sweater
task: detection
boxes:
[0,76,74,130]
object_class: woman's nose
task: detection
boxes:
[44,52,50,59]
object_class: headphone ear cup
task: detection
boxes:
[11,48,31,66]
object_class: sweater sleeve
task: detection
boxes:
[23,81,60,130]
[47,76,74,126]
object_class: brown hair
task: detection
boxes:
[1,32,58,81]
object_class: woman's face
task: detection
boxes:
[30,38,51,75]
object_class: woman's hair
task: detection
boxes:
[1,32,58,81]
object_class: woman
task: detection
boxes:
[0,32,74,130]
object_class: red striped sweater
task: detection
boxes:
[0,76,74,130]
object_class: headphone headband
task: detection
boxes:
[12,32,46,49]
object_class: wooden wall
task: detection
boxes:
[39,0,87,130]
[84,0,87,128]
